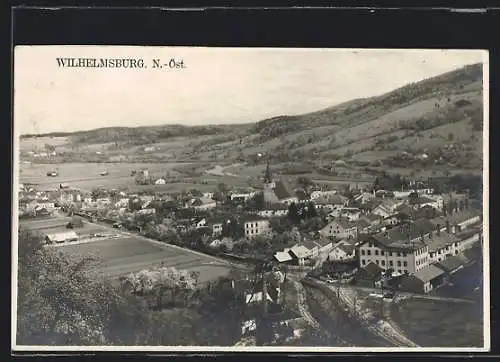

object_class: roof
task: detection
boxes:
[411,195,437,205]
[316,194,348,205]
[289,245,311,258]
[370,219,436,250]
[274,179,293,200]
[45,231,78,242]
[274,251,293,263]
[363,213,382,223]
[338,244,355,254]
[302,239,318,250]
[240,215,269,223]
[430,209,481,227]
[435,255,469,273]
[332,218,357,230]
[361,262,383,278]
[426,232,461,253]
[355,219,371,229]
[413,264,445,283]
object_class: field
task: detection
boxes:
[19,216,107,236]
[19,162,192,191]
[18,216,232,283]
[390,298,483,347]
[57,236,231,282]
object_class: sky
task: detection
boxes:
[14,47,487,135]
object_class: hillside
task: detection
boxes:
[20,63,484,175]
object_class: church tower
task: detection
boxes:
[263,159,276,190]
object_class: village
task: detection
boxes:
[17,160,483,345]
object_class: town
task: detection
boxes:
[17,159,483,346]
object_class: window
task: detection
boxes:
[367,250,371,256]
[376,260,380,265]
[404,269,408,274]
[381,250,385,256]
[403,252,407,257]
[397,261,401,267]
[398,269,402,274]
[361,250,366,255]
[389,251,393,257]
[455,250,459,255]
[403,261,408,267]
[362,260,366,265]
[397,252,402,257]
[389,260,393,267]
[381,260,385,266]
[375,250,379,256]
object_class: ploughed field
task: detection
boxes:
[56,236,231,283]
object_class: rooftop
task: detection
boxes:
[426,232,461,253]
[434,255,469,273]
[413,264,445,283]
[430,209,481,227]
[371,219,436,250]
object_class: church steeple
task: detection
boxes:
[264,159,272,183]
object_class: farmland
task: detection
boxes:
[56,236,232,282]
[19,216,232,284]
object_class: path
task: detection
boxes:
[292,281,321,329]
[326,283,475,304]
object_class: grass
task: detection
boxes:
[390,298,483,347]
[55,235,231,282]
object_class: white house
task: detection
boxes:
[319,219,358,239]
[45,231,79,244]
[328,244,356,262]
[243,217,270,239]
[189,197,217,211]
[310,190,337,200]
[257,209,288,218]
[155,178,166,185]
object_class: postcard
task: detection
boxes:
[12,46,489,352]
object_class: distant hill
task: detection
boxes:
[20,63,483,171]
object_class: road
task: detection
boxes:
[325,282,476,304]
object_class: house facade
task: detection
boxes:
[319,219,358,239]
[243,218,271,239]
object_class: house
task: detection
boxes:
[429,209,481,235]
[257,208,288,218]
[314,194,349,212]
[434,254,470,276]
[114,198,130,208]
[408,195,443,210]
[319,218,358,239]
[188,197,217,211]
[208,219,225,236]
[328,243,356,262]
[288,245,312,266]
[355,262,383,288]
[242,216,271,239]
[155,178,166,185]
[137,208,156,216]
[274,251,293,263]
[262,161,298,205]
[354,192,375,204]
[209,237,234,250]
[231,192,257,202]
[45,231,79,244]
[310,190,338,200]
[398,264,446,294]
[194,217,207,228]
[358,219,436,274]
[372,199,403,218]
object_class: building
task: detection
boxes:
[257,208,288,218]
[356,262,383,288]
[429,209,481,235]
[242,217,271,239]
[372,199,403,218]
[274,251,293,263]
[328,244,356,262]
[319,218,358,239]
[310,190,338,200]
[288,245,312,266]
[398,264,446,294]
[262,161,298,205]
[358,219,435,274]
[155,178,166,185]
[189,197,217,211]
[45,231,79,244]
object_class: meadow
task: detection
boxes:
[57,236,231,282]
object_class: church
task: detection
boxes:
[262,160,299,206]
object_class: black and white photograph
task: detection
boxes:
[12,46,489,352]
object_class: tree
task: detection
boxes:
[287,203,300,224]
[408,191,419,205]
[297,176,314,189]
[246,192,265,211]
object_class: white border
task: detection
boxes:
[11,47,490,353]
